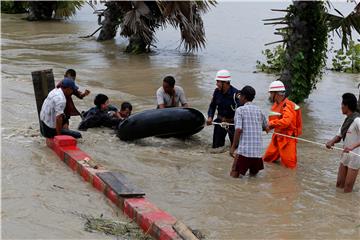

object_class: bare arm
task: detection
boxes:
[230,128,242,157]
[326,135,341,149]
[55,114,63,135]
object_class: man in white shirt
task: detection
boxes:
[326,93,360,193]
[156,76,188,109]
[40,78,82,139]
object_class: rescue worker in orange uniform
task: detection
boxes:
[263,80,301,169]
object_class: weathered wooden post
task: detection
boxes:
[32,69,55,119]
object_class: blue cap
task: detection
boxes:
[61,77,79,91]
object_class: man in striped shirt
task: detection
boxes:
[230,86,269,178]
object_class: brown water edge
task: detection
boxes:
[2,2,360,239]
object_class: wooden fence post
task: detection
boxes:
[32,69,55,120]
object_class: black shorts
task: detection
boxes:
[40,121,56,138]
[230,154,264,177]
[40,121,82,139]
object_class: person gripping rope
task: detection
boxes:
[207,70,241,149]
[263,80,302,169]
[326,93,360,193]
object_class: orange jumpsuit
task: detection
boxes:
[263,98,298,169]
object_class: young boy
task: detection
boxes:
[116,102,133,120]
[230,86,269,178]
[56,69,91,128]
[326,93,360,193]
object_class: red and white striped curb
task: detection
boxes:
[46,135,183,240]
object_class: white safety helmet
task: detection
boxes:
[268,80,286,92]
[215,69,231,82]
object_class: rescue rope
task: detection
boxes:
[211,122,234,130]
[210,122,360,157]
[272,132,360,157]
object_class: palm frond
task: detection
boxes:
[326,3,360,49]
[54,1,84,19]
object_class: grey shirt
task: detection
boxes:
[156,86,187,107]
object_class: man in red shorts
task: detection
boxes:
[230,86,269,177]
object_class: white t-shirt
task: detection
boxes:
[156,85,187,107]
[40,88,66,128]
[337,117,360,169]
[337,118,360,152]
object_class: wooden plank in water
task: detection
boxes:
[96,172,145,198]
[173,221,199,240]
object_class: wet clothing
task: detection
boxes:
[207,86,241,148]
[78,105,122,131]
[230,154,264,177]
[263,98,299,169]
[156,86,187,108]
[40,88,66,128]
[234,102,268,158]
[340,112,360,141]
[338,117,360,170]
[39,88,81,139]
[40,120,82,139]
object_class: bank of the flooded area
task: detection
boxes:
[2,2,360,239]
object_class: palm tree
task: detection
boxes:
[27,1,84,21]
[1,1,85,21]
[263,1,360,103]
[95,1,216,53]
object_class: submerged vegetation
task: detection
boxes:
[83,215,152,240]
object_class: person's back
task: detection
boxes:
[230,86,267,178]
[40,88,66,129]
[236,103,266,158]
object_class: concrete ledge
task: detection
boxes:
[46,135,189,240]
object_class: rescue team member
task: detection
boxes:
[156,76,188,109]
[263,80,302,169]
[40,78,82,139]
[326,93,360,193]
[207,70,241,149]
[230,86,269,177]
[56,69,91,128]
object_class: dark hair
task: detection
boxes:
[65,69,76,79]
[239,85,256,101]
[121,102,132,111]
[163,76,175,88]
[342,93,357,112]
[94,94,108,108]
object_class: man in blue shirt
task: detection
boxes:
[207,70,241,149]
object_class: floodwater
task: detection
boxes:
[2,2,360,239]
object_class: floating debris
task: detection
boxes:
[83,215,152,240]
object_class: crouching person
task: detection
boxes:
[230,86,268,178]
[78,94,131,131]
[40,78,82,139]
